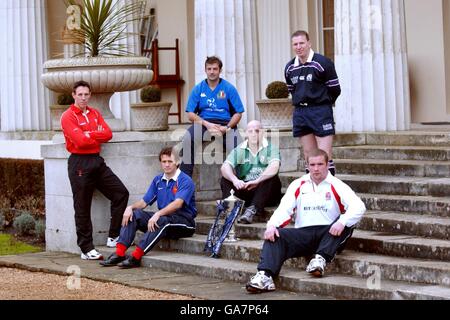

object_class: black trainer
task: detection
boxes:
[99,253,127,267]
[117,256,141,269]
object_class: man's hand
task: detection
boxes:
[244,179,260,190]
[329,221,345,236]
[232,179,246,190]
[121,206,133,227]
[147,212,161,232]
[264,225,279,242]
[204,121,223,136]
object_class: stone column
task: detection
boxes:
[334,0,410,132]
[0,0,50,131]
[109,0,141,131]
[194,0,261,125]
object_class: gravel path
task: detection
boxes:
[0,267,194,300]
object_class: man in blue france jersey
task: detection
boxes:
[285,30,341,175]
[180,56,245,177]
[100,147,197,268]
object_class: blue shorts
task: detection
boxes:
[292,105,335,138]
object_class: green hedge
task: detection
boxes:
[0,158,45,222]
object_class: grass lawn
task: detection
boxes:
[0,233,43,256]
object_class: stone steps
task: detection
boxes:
[279,172,450,197]
[141,247,450,299]
[333,145,450,161]
[359,211,450,240]
[364,132,450,147]
[154,234,450,288]
[334,159,450,177]
[192,217,450,261]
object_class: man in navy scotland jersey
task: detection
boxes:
[285,30,341,175]
[246,149,365,293]
[180,56,245,177]
[100,147,197,268]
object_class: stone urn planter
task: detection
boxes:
[41,56,153,131]
[130,102,172,131]
[256,98,293,130]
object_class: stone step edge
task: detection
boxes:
[194,217,450,251]
[156,234,450,287]
[136,250,450,300]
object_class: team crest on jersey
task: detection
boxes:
[259,155,265,163]
[325,192,331,201]
[217,91,226,99]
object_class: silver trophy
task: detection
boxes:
[224,190,242,242]
[204,190,245,258]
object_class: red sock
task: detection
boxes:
[132,246,144,260]
[116,243,127,257]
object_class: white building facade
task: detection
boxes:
[1,0,449,132]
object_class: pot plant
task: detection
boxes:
[256,80,293,130]
[50,93,75,131]
[130,85,172,131]
[41,0,153,131]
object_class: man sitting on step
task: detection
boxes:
[220,120,282,224]
[100,147,197,268]
[246,148,366,293]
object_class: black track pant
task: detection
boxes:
[68,154,129,253]
[220,176,282,212]
[257,223,354,276]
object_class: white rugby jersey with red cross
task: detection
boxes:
[267,173,366,229]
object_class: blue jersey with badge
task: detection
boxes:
[185,78,245,122]
[142,171,197,218]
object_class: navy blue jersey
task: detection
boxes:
[285,52,341,108]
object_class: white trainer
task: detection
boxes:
[106,236,119,248]
[81,249,103,260]
[306,254,326,277]
[245,271,276,293]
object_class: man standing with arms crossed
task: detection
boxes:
[61,80,129,260]
[285,30,341,175]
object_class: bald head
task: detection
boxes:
[246,120,264,146]
[246,120,262,131]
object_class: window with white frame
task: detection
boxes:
[318,0,335,60]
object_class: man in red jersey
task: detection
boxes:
[61,80,129,260]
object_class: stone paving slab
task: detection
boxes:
[0,251,323,300]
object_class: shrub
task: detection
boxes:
[265,81,289,99]
[57,93,74,105]
[13,213,36,236]
[0,213,5,231]
[140,85,162,102]
[35,219,46,240]
[0,158,44,205]
[14,196,45,219]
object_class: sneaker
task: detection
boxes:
[81,249,103,260]
[306,254,326,277]
[238,205,257,224]
[245,271,276,293]
[106,236,119,248]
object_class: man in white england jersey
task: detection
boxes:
[245,148,366,294]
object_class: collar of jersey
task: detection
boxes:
[294,49,315,67]
[240,138,269,153]
[162,168,181,182]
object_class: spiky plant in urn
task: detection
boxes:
[41,0,153,131]
[255,81,293,130]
